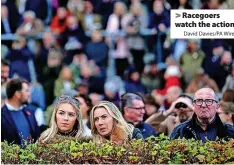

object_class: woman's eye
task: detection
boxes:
[69,113,75,117]
[59,112,64,115]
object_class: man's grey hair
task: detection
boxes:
[24,10,36,19]
[121,93,144,114]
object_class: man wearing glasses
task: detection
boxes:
[121,93,157,139]
[170,87,234,142]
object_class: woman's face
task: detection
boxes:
[56,103,78,132]
[94,107,114,137]
[76,97,89,115]
[61,67,72,81]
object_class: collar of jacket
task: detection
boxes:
[186,113,229,139]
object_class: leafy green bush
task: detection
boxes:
[1,134,234,164]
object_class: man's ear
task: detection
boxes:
[124,107,129,115]
[216,103,220,109]
[14,91,21,99]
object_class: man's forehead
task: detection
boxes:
[194,88,215,99]
[132,99,144,106]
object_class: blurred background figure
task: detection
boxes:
[217,101,234,125]
[1,59,10,107]
[74,94,93,137]
[16,11,44,36]
[157,94,194,136]
[186,68,219,93]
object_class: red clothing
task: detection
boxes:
[50,11,70,34]
[155,76,181,95]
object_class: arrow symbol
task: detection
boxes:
[176,13,181,18]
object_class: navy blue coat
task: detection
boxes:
[170,114,234,141]
[135,122,157,139]
[1,105,41,145]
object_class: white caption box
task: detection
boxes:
[171,9,234,39]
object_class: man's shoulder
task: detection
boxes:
[1,105,9,114]
[174,120,190,129]
[143,122,155,129]
[170,120,190,139]
[223,123,234,136]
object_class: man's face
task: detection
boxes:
[193,88,218,124]
[174,97,194,123]
[125,99,145,124]
[166,87,181,104]
[1,64,9,84]
[19,83,31,104]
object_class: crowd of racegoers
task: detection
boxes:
[1,0,234,146]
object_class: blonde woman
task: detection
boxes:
[90,101,143,144]
[39,95,84,143]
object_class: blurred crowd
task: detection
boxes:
[1,0,234,140]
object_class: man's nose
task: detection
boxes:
[201,100,207,107]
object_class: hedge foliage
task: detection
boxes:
[1,134,234,164]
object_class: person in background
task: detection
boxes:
[172,0,193,9]
[106,1,130,78]
[153,65,181,97]
[16,10,44,36]
[76,0,102,31]
[50,7,70,34]
[222,63,234,93]
[121,93,157,139]
[217,101,234,126]
[157,94,194,136]
[143,94,160,121]
[145,88,182,133]
[39,95,84,143]
[1,78,41,146]
[179,39,205,86]
[124,66,146,94]
[186,68,219,93]
[6,36,35,83]
[104,80,121,107]
[141,61,164,93]
[85,30,109,69]
[41,48,63,105]
[54,66,76,98]
[74,94,93,137]
[1,59,10,107]
[125,2,148,73]
[170,87,234,142]
[89,93,104,106]
[222,89,234,103]
[90,101,143,144]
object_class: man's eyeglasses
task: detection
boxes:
[128,106,145,111]
[56,95,80,106]
[193,99,218,106]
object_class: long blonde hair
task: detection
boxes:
[90,101,134,143]
[39,96,84,143]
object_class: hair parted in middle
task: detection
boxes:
[90,101,135,143]
[39,95,84,143]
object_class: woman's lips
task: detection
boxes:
[61,123,69,127]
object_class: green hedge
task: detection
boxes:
[1,135,234,164]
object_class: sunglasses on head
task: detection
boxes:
[55,95,80,106]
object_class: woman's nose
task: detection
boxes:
[64,114,69,120]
